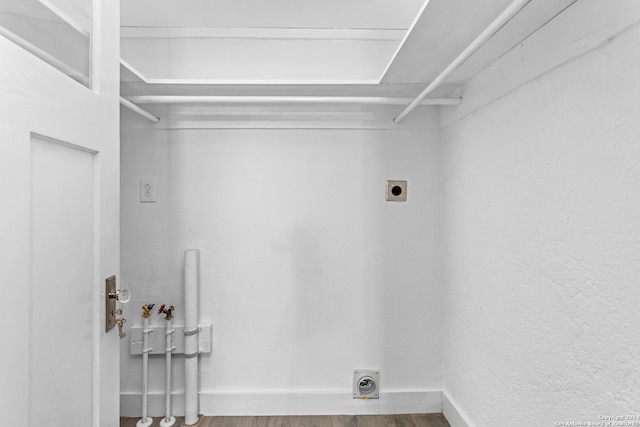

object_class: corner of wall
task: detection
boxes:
[441,391,472,427]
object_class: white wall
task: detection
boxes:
[440,22,640,427]
[0,1,120,425]
[119,3,640,423]
[119,111,444,415]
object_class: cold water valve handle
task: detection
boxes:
[142,304,155,318]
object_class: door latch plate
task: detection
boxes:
[106,275,117,333]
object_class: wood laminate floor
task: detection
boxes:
[120,414,451,427]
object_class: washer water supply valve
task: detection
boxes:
[141,303,155,318]
[158,304,175,320]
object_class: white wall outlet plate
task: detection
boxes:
[353,370,380,399]
[386,180,407,202]
[139,177,156,203]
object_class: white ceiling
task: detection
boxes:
[119,0,584,100]
[120,0,426,85]
[382,0,578,84]
[121,0,425,30]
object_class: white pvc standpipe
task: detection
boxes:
[160,317,176,427]
[136,316,153,427]
[184,250,200,426]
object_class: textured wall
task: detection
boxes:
[440,24,640,426]
[119,127,443,415]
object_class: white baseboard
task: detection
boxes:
[120,390,442,417]
[441,391,473,427]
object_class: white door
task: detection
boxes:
[0,2,119,425]
[29,135,97,427]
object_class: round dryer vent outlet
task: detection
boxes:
[353,370,380,399]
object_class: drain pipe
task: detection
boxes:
[137,304,155,427]
[393,0,532,124]
[158,305,176,427]
[184,250,200,426]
